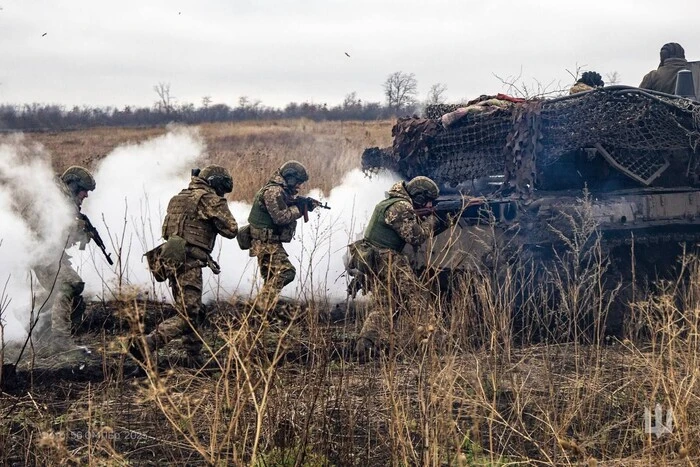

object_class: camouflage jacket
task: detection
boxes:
[162,177,238,253]
[370,181,438,249]
[59,179,91,250]
[248,173,302,243]
[639,58,689,94]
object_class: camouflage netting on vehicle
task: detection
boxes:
[362,86,700,191]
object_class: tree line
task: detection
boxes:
[0,72,445,131]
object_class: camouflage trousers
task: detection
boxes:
[147,259,204,356]
[359,249,433,346]
[250,240,296,314]
[33,258,85,342]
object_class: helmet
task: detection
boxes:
[61,166,96,192]
[199,165,233,196]
[405,176,439,206]
[660,42,685,65]
[279,160,309,187]
[579,71,604,88]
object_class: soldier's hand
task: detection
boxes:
[306,198,319,212]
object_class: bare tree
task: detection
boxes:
[153,82,175,114]
[201,95,212,109]
[343,91,361,109]
[606,71,620,85]
[383,71,418,114]
[426,83,448,105]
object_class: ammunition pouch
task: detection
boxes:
[145,244,170,282]
[346,240,379,297]
[144,235,187,282]
[347,240,378,274]
[249,224,294,243]
[237,224,252,250]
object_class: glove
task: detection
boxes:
[305,197,318,212]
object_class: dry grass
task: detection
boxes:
[2,120,700,466]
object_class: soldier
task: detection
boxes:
[33,166,95,355]
[640,42,689,94]
[350,176,444,359]
[247,160,315,316]
[569,71,605,95]
[139,165,238,367]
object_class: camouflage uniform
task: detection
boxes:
[33,180,90,348]
[356,179,441,349]
[147,172,237,357]
[33,168,93,351]
[248,172,304,313]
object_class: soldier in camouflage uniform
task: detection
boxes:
[351,176,444,358]
[140,165,238,366]
[640,43,689,94]
[32,166,95,355]
[248,160,314,316]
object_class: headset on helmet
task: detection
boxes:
[279,160,309,187]
[199,165,233,196]
[405,176,439,206]
[61,166,96,193]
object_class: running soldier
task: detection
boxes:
[140,165,237,367]
[247,160,317,317]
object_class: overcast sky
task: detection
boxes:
[1,0,699,109]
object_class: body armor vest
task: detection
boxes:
[364,197,406,251]
[162,188,217,252]
[248,182,280,230]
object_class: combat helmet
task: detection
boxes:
[405,176,439,206]
[199,165,233,196]
[279,160,309,187]
[61,166,96,193]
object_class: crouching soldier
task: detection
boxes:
[247,160,315,318]
[348,176,445,359]
[140,165,237,367]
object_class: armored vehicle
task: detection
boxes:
[361,84,700,337]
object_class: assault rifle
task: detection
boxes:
[294,196,331,222]
[79,213,114,265]
[414,196,518,224]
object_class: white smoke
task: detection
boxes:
[0,135,75,342]
[1,128,399,343]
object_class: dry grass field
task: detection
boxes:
[2,120,700,466]
[28,119,394,202]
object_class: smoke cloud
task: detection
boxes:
[0,135,75,342]
[1,128,398,343]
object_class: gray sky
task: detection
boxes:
[1,0,699,109]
